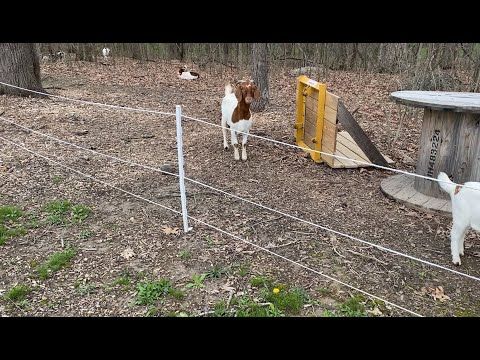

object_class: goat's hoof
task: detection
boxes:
[223,145,229,151]
[242,155,247,161]
[452,258,461,266]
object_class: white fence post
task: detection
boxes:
[175,105,191,233]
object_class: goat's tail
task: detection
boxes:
[437,172,456,196]
[225,84,233,96]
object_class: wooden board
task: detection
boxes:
[324,106,337,125]
[337,132,370,162]
[321,124,337,152]
[326,92,339,111]
[304,104,317,151]
[305,96,317,113]
[309,90,339,109]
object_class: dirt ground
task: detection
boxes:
[1,58,479,317]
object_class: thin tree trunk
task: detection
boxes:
[77,43,95,62]
[169,43,184,61]
[0,43,44,97]
[251,43,269,112]
[131,43,143,60]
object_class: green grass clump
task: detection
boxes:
[44,200,91,225]
[37,248,77,280]
[264,286,308,315]
[338,295,367,317]
[235,296,283,317]
[0,225,27,245]
[44,200,72,224]
[4,284,30,303]
[136,279,181,305]
[71,205,91,223]
[0,206,26,245]
[0,206,23,223]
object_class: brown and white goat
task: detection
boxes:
[178,66,200,80]
[221,80,260,160]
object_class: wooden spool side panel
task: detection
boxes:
[414,109,456,198]
[414,110,480,198]
[454,113,480,182]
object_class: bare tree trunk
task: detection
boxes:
[349,43,358,69]
[251,43,269,112]
[169,43,184,61]
[131,43,143,60]
[77,43,95,62]
[471,59,480,92]
[0,43,44,97]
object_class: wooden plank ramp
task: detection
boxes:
[330,131,394,168]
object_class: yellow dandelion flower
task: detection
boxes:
[273,288,280,294]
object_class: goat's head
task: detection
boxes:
[234,80,260,104]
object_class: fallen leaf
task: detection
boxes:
[161,225,180,235]
[367,307,383,316]
[120,247,135,260]
[472,252,480,257]
[221,284,235,292]
[420,286,450,302]
[433,286,450,302]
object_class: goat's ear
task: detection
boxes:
[235,86,243,101]
[253,86,261,100]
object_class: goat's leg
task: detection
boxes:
[451,222,467,265]
[222,117,229,150]
[230,129,240,161]
[241,131,249,161]
[459,225,468,257]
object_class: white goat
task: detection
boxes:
[438,172,480,265]
[102,47,110,60]
[221,80,260,161]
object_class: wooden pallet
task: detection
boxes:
[295,75,392,169]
